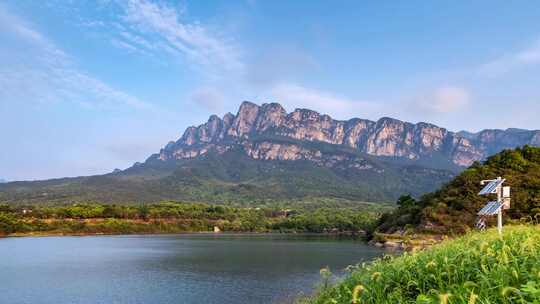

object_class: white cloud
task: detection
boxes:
[0,5,152,110]
[190,86,226,112]
[268,83,379,119]
[245,46,318,88]
[414,86,470,114]
[479,38,540,77]
[107,0,243,79]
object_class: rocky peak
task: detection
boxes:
[377,117,407,126]
[208,114,220,123]
[531,132,540,146]
[228,101,260,138]
[289,108,322,122]
[413,122,448,152]
[153,101,540,168]
[456,130,476,140]
[223,112,235,125]
[343,118,375,148]
[255,103,287,132]
[164,141,176,151]
[207,114,221,131]
[458,128,540,156]
[261,102,286,113]
[366,117,415,158]
[197,115,223,143]
[180,126,198,146]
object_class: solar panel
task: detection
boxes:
[478,179,505,195]
[478,201,503,215]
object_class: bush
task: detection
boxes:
[0,212,20,234]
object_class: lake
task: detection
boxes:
[0,234,383,304]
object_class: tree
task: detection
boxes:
[396,195,417,208]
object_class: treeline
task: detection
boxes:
[0,202,381,236]
[377,146,540,234]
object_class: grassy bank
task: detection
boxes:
[302,225,540,303]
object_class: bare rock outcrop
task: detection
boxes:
[152,101,540,168]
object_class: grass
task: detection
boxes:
[302,225,540,303]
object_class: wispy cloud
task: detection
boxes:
[269,83,380,119]
[95,0,244,80]
[190,86,227,112]
[0,4,152,110]
[413,86,471,114]
[245,46,318,89]
[76,1,381,119]
[478,38,540,77]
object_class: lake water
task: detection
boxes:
[0,234,383,304]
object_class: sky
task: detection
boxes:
[1,0,540,181]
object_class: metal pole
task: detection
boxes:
[497,209,502,235]
[497,177,503,235]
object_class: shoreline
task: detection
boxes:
[369,231,449,251]
[1,230,368,239]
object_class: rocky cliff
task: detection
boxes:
[150,101,540,168]
[3,101,537,205]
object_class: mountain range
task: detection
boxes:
[150,101,540,168]
[1,101,539,205]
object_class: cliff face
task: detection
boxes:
[5,101,536,205]
[152,101,540,168]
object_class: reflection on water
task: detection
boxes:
[0,234,383,304]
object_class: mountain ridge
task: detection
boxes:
[1,101,539,205]
[149,101,540,169]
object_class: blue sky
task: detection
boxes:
[1,0,540,181]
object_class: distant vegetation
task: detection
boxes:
[0,148,454,205]
[377,146,540,234]
[302,225,540,303]
[0,201,388,237]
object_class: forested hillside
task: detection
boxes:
[0,147,453,205]
[378,146,540,234]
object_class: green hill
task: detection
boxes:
[377,146,540,234]
[0,146,453,206]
